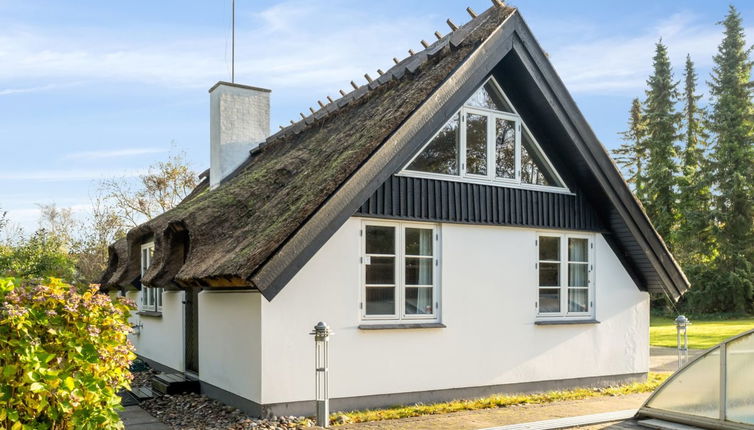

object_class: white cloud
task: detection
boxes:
[0,82,75,95]
[0,168,148,182]
[548,12,742,95]
[0,0,436,95]
[63,147,166,161]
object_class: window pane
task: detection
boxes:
[539,236,560,261]
[157,288,163,308]
[365,226,394,255]
[539,263,560,286]
[726,332,754,424]
[539,288,560,313]
[405,257,433,285]
[405,288,433,315]
[569,238,588,262]
[568,288,588,312]
[647,349,720,419]
[464,81,514,113]
[466,113,488,175]
[495,118,515,179]
[365,287,395,315]
[365,257,395,285]
[405,228,433,256]
[568,263,588,287]
[521,132,559,186]
[407,114,460,175]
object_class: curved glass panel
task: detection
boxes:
[642,329,754,429]
[727,332,754,424]
[646,349,721,419]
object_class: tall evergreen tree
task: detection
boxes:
[676,55,714,265]
[703,5,754,313]
[614,98,648,202]
[643,41,681,243]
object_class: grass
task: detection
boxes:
[650,316,754,349]
[332,372,669,425]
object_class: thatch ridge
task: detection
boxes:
[100,3,516,291]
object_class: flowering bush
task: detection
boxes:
[0,278,135,429]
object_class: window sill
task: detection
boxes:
[358,323,446,330]
[535,319,599,326]
[137,311,163,318]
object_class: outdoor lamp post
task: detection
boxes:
[675,315,690,369]
[311,321,333,427]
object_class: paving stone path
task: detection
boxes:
[120,405,171,430]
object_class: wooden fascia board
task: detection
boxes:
[511,15,687,300]
[251,11,519,301]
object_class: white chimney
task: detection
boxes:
[209,81,271,189]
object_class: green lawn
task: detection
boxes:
[650,316,754,349]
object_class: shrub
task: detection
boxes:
[0,278,135,429]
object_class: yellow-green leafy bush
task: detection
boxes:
[0,278,135,429]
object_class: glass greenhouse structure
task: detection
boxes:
[638,328,754,429]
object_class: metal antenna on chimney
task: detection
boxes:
[231,0,236,83]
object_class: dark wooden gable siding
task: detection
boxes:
[355,175,604,232]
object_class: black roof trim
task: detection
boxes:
[509,15,688,299]
[252,9,688,302]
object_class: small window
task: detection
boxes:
[495,118,516,179]
[362,221,439,322]
[140,242,163,313]
[465,113,488,176]
[402,77,566,191]
[537,234,593,319]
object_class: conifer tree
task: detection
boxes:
[702,5,754,313]
[676,55,714,265]
[613,98,648,202]
[642,41,681,243]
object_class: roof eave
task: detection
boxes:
[509,13,688,300]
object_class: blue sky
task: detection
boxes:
[1,0,752,232]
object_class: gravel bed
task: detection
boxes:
[141,392,315,430]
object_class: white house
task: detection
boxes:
[101,2,689,418]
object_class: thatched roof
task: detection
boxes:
[101,1,690,301]
[100,3,518,297]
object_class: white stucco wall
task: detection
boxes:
[127,216,649,408]
[198,290,263,402]
[257,218,649,404]
[128,290,185,372]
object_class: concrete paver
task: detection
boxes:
[568,419,645,429]
[120,405,170,430]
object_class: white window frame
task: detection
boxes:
[360,220,441,323]
[399,76,570,194]
[140,242,163,313]
[535,232,595,320]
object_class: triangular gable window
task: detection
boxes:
[465,80,514,112]
[403,77,566,190]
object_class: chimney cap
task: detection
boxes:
[209,81,271,94]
